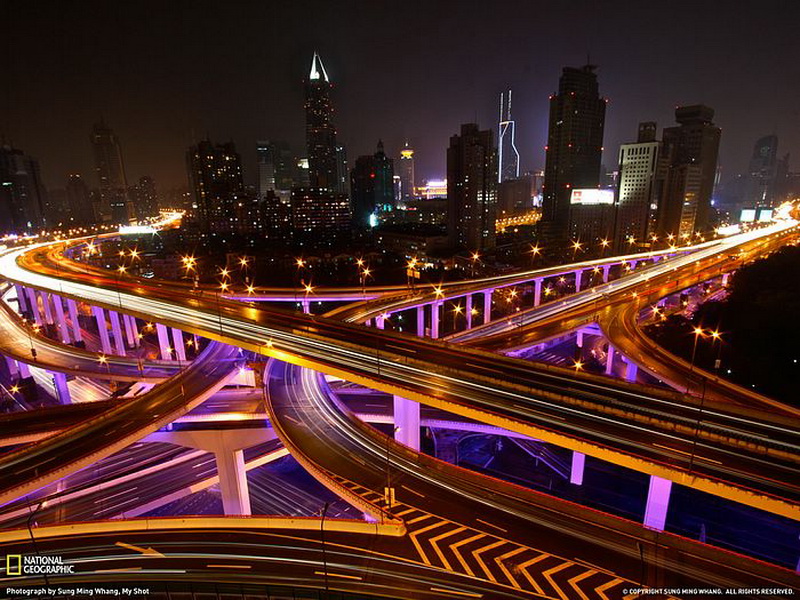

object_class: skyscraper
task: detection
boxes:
[656,105,721,238]
[257,141,295,199]
[350,140,395,227]
[613,122,666,250]
[305,52,346,193]
[398,142,415,202]
[0,144,47,232]
[447,123,497,250]
[541,65,606,241]
[745,135,780,207]
[290,187,351,245]
[133,175,159,218]
[65,174,94,225]
[186,139,244,234]
[498,90,520,183]
[90,120,133,223]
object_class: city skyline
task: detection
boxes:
[4,1,800,191]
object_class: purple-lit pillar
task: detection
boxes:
[155,323,172,360]
[630,260,638,271]
[643,475,672,531]
[602,265,611,283]
[123,314,138,348]
[722,273,729,286]
[40,292,54,325]
[66,299,83,344]
[215,449,251,516]
[108,311,126,356]
[570,452,585,485]
[26,288,42,325]
[576,328,584,348]
[50,371,71,404]
[5,357,19,378]
[483,290,493,324]
[14,284,28,313]
[375,315,385,330]
[416,306,425,337]
[465,295,473,330]
[17,361,31,379]
[605,345,615,375]
[172,328,187,361]
[625,359,638,383]
[534,279,542,307]
[92,306,112,355]
[574,269,583,292]
[393,395,421,451]
[431,302,441,338]
[301,299,311,314]
[51,295,72,344]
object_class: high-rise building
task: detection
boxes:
[186,140,244,234]
[290,187,351,245]
[65,174,94,225]
[447,123,497,250]
[261,190,293,241]
[133,175,159,218]
[0,144,47,233]
[498,90,520,183]
[90,120,133,223]
[350,140,395,227]
[655,105,721,238]
[744,135,780,207]
[257,141,295,199]
[398,143,415,203]
[613,122,666,250]
[305,52,346,193]
[541,65,606,241]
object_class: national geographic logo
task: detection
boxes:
[5,555,74,575]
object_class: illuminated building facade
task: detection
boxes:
[350,140,395,227]
[399,142,415,202]
[186,139,244,235]
[290,187,351,244]
[0,144,47,232]
[257,140,294,199]
[133,175,159,218]
[498,90,520,183]
[568,188,615,242]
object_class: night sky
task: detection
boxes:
[4,1,799,192]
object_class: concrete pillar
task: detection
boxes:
[465,295,473,330]
[172,328,187,362]
[18,361,31,378]
[156,323,172,360]
[605,345,615,375]
[625,359,638,383]
[51,295,72,344]
[375,315,385,330]
[576,329,584,349]
[722,273,729,286]
[26,288,42,325]
[108,311,126,356]
[602,265,611,283]
[630,260,638,271]
[416,306,425,337]
[574,269,583,292]
[123,314,138,348]
[534,279,542,307]
[92,306,112,355]
[393,395,421,451]
[570,452,585,485]
[40,292,54,325]
[50,371,71,404]
[643,475,672,531]
[431,302,441,338]
[215,449,251,516]
[301,299,311,314]
[5,357,19,377]
[14,284,28,313]
[483,290,493,324]
[67,299,83,343]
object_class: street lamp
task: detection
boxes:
[26,499,50,586]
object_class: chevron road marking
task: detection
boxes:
[518,553,549,596]
[408,520,450,566]
[473,539,506,582]
[429,526,467,571]
[450,533,486,577]
[595,577,625,600]
[542,562,573,600]
[567,568,598,600]
[494,545,527,589]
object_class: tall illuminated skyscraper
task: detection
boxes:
[90,120,133,223]
[399,142,415,202]
[498,90,520,183]
[304,52,346,194]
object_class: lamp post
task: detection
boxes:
[26,499,50,586]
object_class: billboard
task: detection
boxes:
[757,208,774,222]
[570,189,614,205]
[739,208,756,222]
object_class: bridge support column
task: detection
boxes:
[465,295,473,329]
[215,449,251,516]
[643,475,672,531]
[52,295,72,344]
[416,306,425,336]
[574,269,583,292]
[630,260,638,271]
[602,265,611,283]
[17,361,31,379]
[123,314,138,348]
[172,328,187,362]
[108,311,126,356]
[67,299,83,344]
[50,371,71,404]
[722,273,729,286]
[534,279,542,307]
[570,452,585,485]
[5,357,19,378]
[155,323,172,360]
[301,299,311,314]
[431,302,441,338]
[483,290,493,324]
[14,284,28,313]
[92,306,112,355]
[40,292,54,325]
[576,329,584,349]
[393,395,420,451]
[605,345,615,375]
[625,359,638,383]
[26,288,42,325]
[375,315,385,330]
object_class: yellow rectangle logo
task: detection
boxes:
[6,554,22,575]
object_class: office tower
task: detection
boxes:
[447,123,497,250]
[497,174,536,216]
[613,122,666,250]
[335,145,349,195]
[290,187,351,244]
[257,141,295,199]
[541,65,606,241]
[261,190,293,241]
[133,175,159,218]
[0,144,47,232]
[745,135,780,207]
[186,139,244,234]
[399,142,415,202]
[498,90,520,182]
[90,120,133,223]
[305,52,346,193]
[568,189,615,243]
[65,174,94,225]
[656,105,721,237]
[350,140,395,227]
